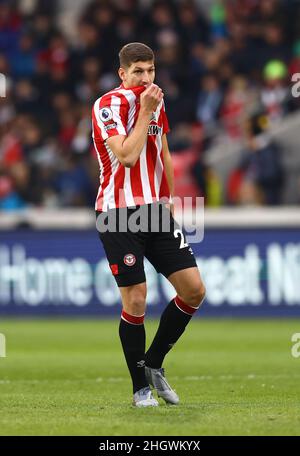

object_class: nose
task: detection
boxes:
[142,73,151,85]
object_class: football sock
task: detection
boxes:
[119,310,148,394]
[145,296,199,369]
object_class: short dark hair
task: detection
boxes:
[119,42,154,68]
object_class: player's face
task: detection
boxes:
[119,61,155,88]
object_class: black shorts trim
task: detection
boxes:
[163,260,198,279]
[115,271,146,287]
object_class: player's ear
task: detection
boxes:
[118,67,126,82]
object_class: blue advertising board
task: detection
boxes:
[0,228,299,317]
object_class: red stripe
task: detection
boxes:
[118,93,129,132]
[160,102,170,134]
[174,296,197,315]
[159,169,170,199]
[130,158,145,206]
[114,164,126,208]
[121,310,145,325]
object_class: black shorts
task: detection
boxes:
[96,202,197,287]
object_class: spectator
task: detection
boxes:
[235,114,284,205]
[261,59,289,121]
[196,72,223,132]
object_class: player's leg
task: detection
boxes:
[144,203,205,368]
[96,208,157,406]
[145,266,205,366]
[144,267,204,405]
[168,266,206,309]
[118,282,148,393]
[118,282,158,406]
[144,204,205,403]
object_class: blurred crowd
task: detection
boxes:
[1,0,300,210]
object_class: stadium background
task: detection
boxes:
[0,0,300,436]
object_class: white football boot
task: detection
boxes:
[145,367,179,405]
[132,386,159,407]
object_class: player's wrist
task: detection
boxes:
[139,106,153,118]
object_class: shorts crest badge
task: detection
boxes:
[124,254,136,266]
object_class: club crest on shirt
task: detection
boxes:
[99,107,113,122]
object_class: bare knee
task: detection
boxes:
[120,284,147,316]
[180,282,206,309]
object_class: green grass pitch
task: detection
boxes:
[0,318,300,436]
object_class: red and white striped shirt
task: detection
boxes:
[92,84,171,212]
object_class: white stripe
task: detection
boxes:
[120,90,136,133]
[127,106,136,133]
[124,167,135,207]
[93,98,108,140]
[111,95,126,136]
[139,142,153,203]
[115,88,136,104]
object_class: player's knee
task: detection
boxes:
[198,283,206,307]
[184,282,206,309]
[123,292,146,316]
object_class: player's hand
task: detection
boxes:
[140,84,164,114]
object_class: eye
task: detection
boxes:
[134,70,142,74]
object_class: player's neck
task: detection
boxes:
[121,82,133,89]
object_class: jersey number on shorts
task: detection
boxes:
[174,229,188,249]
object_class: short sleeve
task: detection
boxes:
[93,94,128,141]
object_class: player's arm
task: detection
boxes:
[162,133,175,214]
[106,84,163,168]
